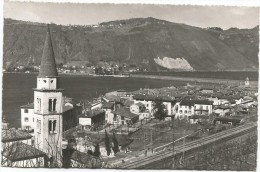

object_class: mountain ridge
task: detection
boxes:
[3,18,259,71]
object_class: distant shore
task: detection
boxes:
[3,72,258,86]
[130,74,258,86]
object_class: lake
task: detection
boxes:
[3,73,187,128]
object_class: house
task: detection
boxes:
[133,94,175,116]
[79,110,105,130]
[130,102,151,120]
[176,100,213,119]
[207,95,229,106]
[20,103,35,131]
[112,108,139,126]
[200,86,214,94]
[102,102,115,125]
[130,102,146,114]
[214,105,233,117]
[2,128,47,167]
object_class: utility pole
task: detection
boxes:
[172,115,175,169]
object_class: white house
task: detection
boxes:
[176,100,213,119]
[21,103,35,131]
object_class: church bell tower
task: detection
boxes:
[33,26,63,162]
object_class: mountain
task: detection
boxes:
[3,18,259,71]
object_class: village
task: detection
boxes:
[1,26,258,168]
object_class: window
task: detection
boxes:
[44,80,47,83]
[37,98,41,112]
[51,80,54,83]
[49,120,57,134]
[36,119,41,133]
[24,109,28,113]
[49,98,57,112]
[179,110,182,114]
[184,110,187,113]
[24,117,29,122]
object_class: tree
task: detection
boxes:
[112,132,120,154]
[104,130,111,156]
[153,98,168,120]
[93,144,101,157]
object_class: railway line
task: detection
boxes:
[115,122,257,169]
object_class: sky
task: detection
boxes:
[3,1,259,29]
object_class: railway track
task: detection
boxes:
[115,122,257,169]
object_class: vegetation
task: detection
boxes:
[112,132,120,154]
[104,130,111,156]
[153,99,168,120]
[93,144,101,157]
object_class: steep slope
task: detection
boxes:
[3,18,259,71]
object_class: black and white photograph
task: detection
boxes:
[1,0,259,170]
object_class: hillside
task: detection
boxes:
[3,18,259,71]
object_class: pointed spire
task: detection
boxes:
[38,25,58,77]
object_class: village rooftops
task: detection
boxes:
[2,142,46,162]
[113,108,138,119]
[123,99,134,107]
[180,100,213,106]
[214,105,233,110]
[20,103,34,109]
[133,94,175,102]
[2,128,33,143]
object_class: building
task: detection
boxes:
[33,27,64,163]
[79,110,105,130]
[112,108,139,126]
[21,103,35,131]
[176,100,213,119]
[130,102,151,120]
[213,105,233,117]
[102,102,115,125]
[1,128,47,167]
[133,94,175,116]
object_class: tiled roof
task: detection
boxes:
[102,102,115,109]
[2,129,33,143]
[133,94,175,102]
[2,142,46,162]
[180,100,212,106]
[20,103,34,109]
[113,108,138,119]
[38,26,58,77]
[123,99,134,107]
[135,102,145,107]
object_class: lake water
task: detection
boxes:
[3,73,187,128]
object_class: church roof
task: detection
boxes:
[38,26,58,77]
